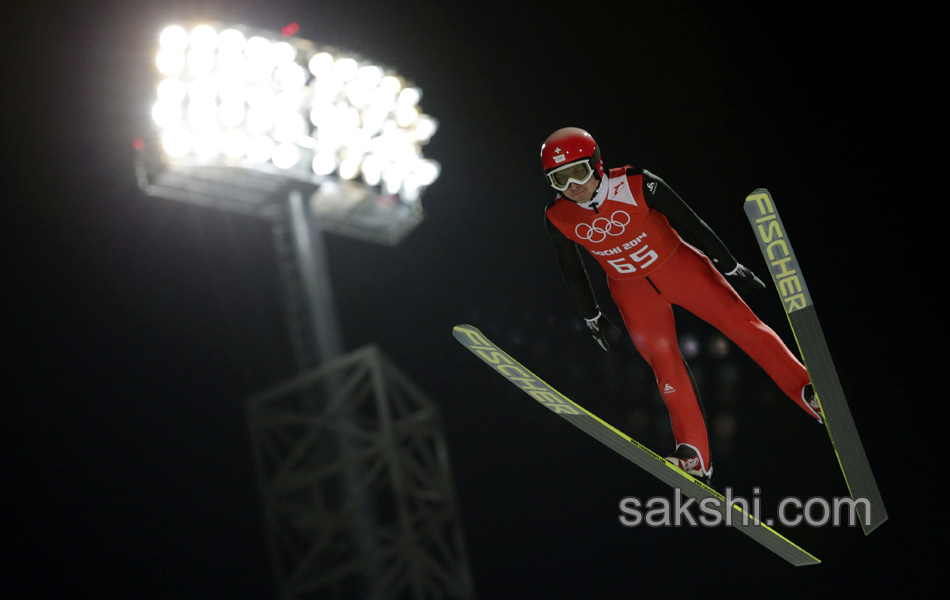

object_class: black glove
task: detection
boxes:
[585,312,621,352]
[726,263,766,293]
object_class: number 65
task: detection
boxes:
[607,245,659,274]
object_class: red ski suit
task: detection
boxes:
[545,167,816,474]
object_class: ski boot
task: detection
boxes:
[665,445,712,487]
[803,383,823,423]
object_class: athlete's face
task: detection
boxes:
[562,174,600,204]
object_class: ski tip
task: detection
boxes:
[453,324,485,343]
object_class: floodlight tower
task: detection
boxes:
[134,22,474,600]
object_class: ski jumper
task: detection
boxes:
[545,167,816,475]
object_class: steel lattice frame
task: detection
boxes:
[246,345,476,600]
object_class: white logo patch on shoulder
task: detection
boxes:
[608,175,638,207]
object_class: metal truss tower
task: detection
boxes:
[246,345,476,599]
[135,22,473,600]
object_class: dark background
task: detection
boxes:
[4,0,943,597]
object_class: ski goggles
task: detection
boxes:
[546,160,594,191]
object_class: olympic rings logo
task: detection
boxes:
[575,210,631,243]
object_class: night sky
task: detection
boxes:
[5,0,944,597]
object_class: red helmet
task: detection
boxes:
[540,127,604,187]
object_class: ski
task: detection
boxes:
[743,189,887,534]
[453,324,820,567]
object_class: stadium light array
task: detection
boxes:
[148,23,440,205]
